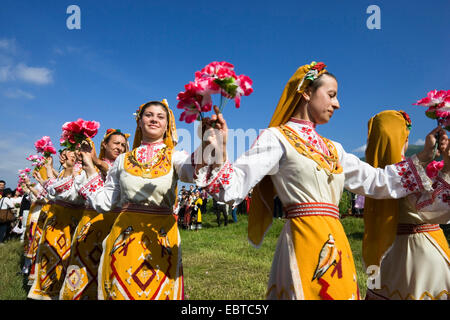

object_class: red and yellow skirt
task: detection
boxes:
[28,202,53,282]
[24,202,43,258]
[27,201,83,300]
[59,207,120,300]
[98,204,184,300]
[266,202,360,300]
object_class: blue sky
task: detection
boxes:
[0,0,449,188]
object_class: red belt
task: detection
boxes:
[284,202,340,219]
[121,203,173,215]
[397,223,440,235]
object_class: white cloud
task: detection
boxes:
[2,88,35,99]
[352,144,367,153]
[15,63,53,85]
[414,139,425,146]
[0,39,53,85]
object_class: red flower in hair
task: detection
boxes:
[311,62,326,71]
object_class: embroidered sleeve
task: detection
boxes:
[413,170,450,224]
[79,154,122,213]
[78,173,105,200]
[194,128,284,205]
[195,161,234,194]
[46,176,73,197]
[35,183,48,200]
[339,140,433,199]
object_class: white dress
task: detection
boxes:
[196,118,439,299]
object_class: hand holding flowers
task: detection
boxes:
[414,90,450,159]
[177,61,253,124]
[34,136,57,157]
[60,118,100,151]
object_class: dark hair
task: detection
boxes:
[308,71,337,92]
[104,131,128,144]
[3,188,12,196]
[139,101,169,120]
[0,180,5,185]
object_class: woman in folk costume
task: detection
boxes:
[363,110,450,300]
[28,149,84,299]
[27,156,65,284]
[196,61,447,300]
[59,129,129,300]
[79,99,197,300]
[21,172,49,276]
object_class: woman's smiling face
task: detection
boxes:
[139,103,168,142]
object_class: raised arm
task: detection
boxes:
[78,151,121,213]
[195,128,284,205]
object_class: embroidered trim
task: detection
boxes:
[288,118,316,128]
[53,178,74,194]
[284,202,340,219]
[124,146,173,179]
[203,161,233,194]
[416,173,450,210]
[394,157,425,193]
[278,125,343,175]
[396,223,440,235]
[79,174,104,200]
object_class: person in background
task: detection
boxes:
[273,196,283,218]
[200,187,208,216]
[213,198,228,227]
[191,190,203,231]
[0,180,5,198]
[0,188,14,243]
[354,194,365,216]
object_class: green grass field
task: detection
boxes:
[0,212,371,300]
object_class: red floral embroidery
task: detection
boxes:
[297,125,329,156]
[205,162,233,194]
[417,175,450,210]
[79,175,105,200]
[394,159,420,192]
[54,179,74,193]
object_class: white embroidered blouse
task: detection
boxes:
[195,118,448,214]
[78,142,196,213]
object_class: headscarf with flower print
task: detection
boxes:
[362,110,411,268]
[132,99,178,150]
[248,62,328,247]
[98,128,131,161]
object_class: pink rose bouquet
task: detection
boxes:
[60,118,100,150]
[18,168,32,184]
[413,90,450,130]
[34,136,57,157]
[177,61,253,123]
[26,154,46,170]
[414,89,450,159]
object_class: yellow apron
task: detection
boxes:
[98,204,183,300]
[59,207,120,300]
[28,201,83,300]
